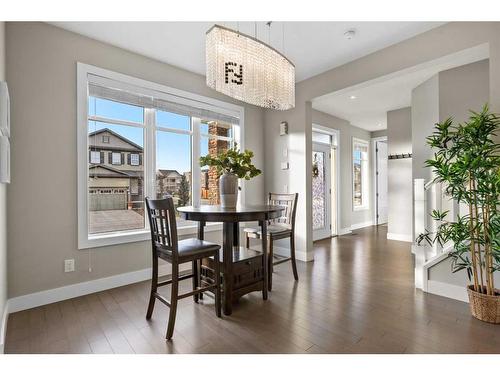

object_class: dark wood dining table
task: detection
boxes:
[177,204,285,315]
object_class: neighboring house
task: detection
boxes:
[88,128,144,211]
[184,170,210,200]
[156,169,183,197]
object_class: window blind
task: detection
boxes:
[88,75,240,125]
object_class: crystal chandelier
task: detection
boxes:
[206,24,295,111]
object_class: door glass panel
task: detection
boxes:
[312,150,326,230]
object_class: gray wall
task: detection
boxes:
[412,75,439,182]
[263,100,312,260]
[370,130,387,138]
[0,22,7,353]
[312,110,372,231]
[387,107,412,240]
[264,22,500,261]
[439,59,489,123]
[5,22,265,298]
[425,60,491,287]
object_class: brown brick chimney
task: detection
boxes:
[207,122,229,205]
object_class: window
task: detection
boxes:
[90,151,100,164]
[111,152,122,165]
[353,138,369,210]
[78,63,243,249]
[200,121,233,205]
[130,153,140,166]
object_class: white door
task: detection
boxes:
[376,140,388,224]
[312,142,331,240]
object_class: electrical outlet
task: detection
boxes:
[64,259,75,273]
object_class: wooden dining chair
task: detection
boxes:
[244,193,299,291]
[145,197,221,340]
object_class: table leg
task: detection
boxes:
[197,221,205,240]
[233,222,239,247]
[197,221,205,300]
[222,222,234,315]
[260,220,268,300]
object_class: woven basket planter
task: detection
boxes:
[467,285,500,324]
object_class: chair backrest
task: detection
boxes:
[145,197,178,258]
[268,193,298,231]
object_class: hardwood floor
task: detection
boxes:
[5,225,500,354]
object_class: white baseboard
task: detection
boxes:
[7,263,188,314]
[426,280,469,303]
[350,220,373,231]
[0,300,8,354]
[387,232,413,242]
[338,227,352,236]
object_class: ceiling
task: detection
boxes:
[51,21,445,82]
[312,44,489,131]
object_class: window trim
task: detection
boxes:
[352,137,369,212]
[77,63,245,249]
[111,152,122,165]
[130,153,140,166]
[90,150,100,164]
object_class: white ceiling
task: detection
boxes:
[312,44,489,131]
[51,21,444,82]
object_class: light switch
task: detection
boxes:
[281,162,289,170]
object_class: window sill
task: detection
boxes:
[78,222,223,249]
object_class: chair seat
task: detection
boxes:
[157,238,220,261]
[178,238,220,259]
[244,224,291,237]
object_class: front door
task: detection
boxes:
[312,142,331,241]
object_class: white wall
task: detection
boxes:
[387,107,413,242]
[0,22,7,354]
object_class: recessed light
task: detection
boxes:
[350,95,357,100]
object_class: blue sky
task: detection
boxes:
[88,97,208,173]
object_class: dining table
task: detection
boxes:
[177,204,285,315]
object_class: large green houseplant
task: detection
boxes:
[199,144,261,208]
[417,105,500,323]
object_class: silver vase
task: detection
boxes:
[219,172,238,208]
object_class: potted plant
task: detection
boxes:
[417,105,500,323]
[199,144,261,208]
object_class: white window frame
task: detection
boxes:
[352,137,369,211]
[130,153,140,166]
[77,63,245,249]
[90,150,100,164]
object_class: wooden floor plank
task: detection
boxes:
[5,226,500,354]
